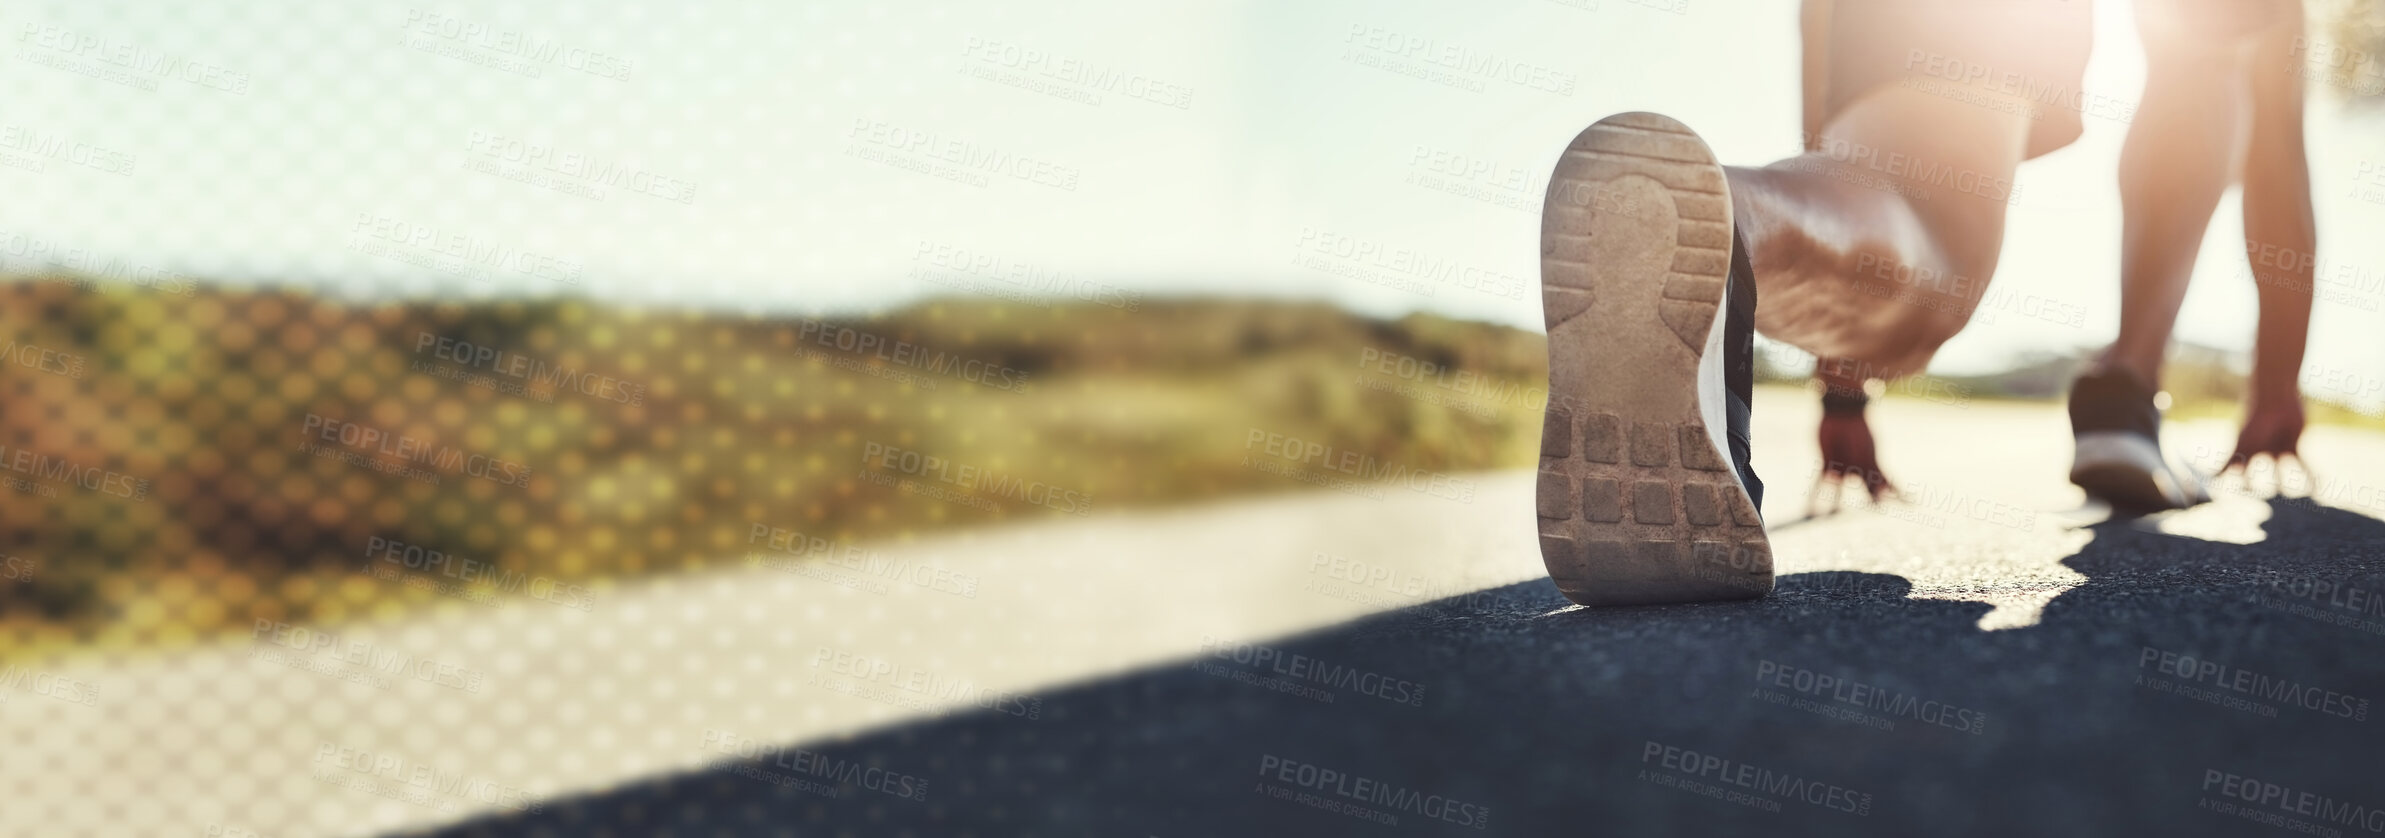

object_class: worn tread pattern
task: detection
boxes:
[1536,112,1772,606]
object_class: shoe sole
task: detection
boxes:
[2071,431,2192,511]
[1535,112,1772,607]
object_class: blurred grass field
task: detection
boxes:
[0,277,1550,661]
[9,274,2375,663]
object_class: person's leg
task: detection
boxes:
[1774,0,2065,509]
[2096,7,2257,387]
[1535,0,2078,603]
[1535,89,2035,604]
[1723,82,2035,379]
[2070,1,2302,510]
[2227,8,2317,481]
[1733,84,2038,514]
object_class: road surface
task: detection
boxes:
[9,390,2385,836]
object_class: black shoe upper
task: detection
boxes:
[2068,365,2162,440]
[1725,228,1762,512]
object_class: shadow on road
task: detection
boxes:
[433,498,2385,837]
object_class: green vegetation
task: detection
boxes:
[0,278,1549,658]
[11,274,2375,659]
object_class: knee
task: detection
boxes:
[1857,256,1984,354]
[1872,313,1962,378]
[1913,309,1966,355]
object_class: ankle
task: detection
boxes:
[2089,349,2162,391]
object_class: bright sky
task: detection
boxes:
[2,0,2381,401]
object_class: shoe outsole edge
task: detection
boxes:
[1536,112,1773,607]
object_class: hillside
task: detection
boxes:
[0,279,1549,658]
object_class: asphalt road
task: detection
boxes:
[422,393,2385,838]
